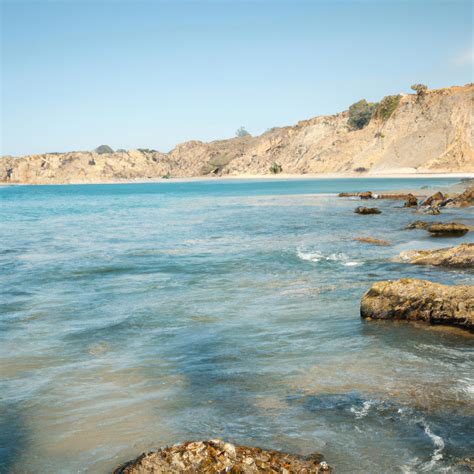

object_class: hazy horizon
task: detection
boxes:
[1,0,472,156]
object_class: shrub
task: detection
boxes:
[162,173,171,179]
[354,167,368,173]
[411,84,428,98]
[270,162,283,174]
[94,145,114,154]
[236,126,251,137]
[374,95,401,121]
[347,100,377,130]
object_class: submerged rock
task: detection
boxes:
[353,237,390,246]
[114,440,331,473]
[405,220,429,230]
[354,206,381,215]
[360,279,474,331]
[427,222,470,237]
[399,243,474,268]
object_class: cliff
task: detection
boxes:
[1,84,473,184]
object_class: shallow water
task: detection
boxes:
[1,178,473,473]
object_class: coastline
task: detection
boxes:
[2,171,474,186]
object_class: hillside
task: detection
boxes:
[1,84,473,184]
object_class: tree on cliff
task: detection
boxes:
[94,145,114,154]
[410,84,428,99]
[235,127,251,137]
[347,100,377,130]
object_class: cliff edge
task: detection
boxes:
[1,84,473,184]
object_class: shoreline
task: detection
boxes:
[2,172,474,186]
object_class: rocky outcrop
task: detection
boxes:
[400,243,474,268]
[360,279,474,331]
[1,84,473,184]
[427,222,470,237]
[355,206,381,214]
[442,186,474,208]
[354,237,390,246]
[113,440,331,473]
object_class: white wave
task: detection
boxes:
[350,400,373,419]
[297,248,361,266]
[420,421,445,471]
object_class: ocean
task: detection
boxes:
[1,178,473,473]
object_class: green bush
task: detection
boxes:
[270,162,283,174]
[347,100,377,130]
[411,83,428,97]
[236,126,251,137]
[94,145,114,154]
[374,95,401,121]
[354,166,368,173]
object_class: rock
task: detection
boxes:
[338,191,372,198]
[417,205,441,215]
[399,243,474,268]
[443,186,474,208]
[421,191,444,206]
[360,279,474,331]
[376,193,416,200]
[114,440,331,473]
[405,220,429,229]
[403,194,418,207]
[354,237,390,246]
[354,206,381,214]
[427,222,470,237]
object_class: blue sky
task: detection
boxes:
[1,0,472,156]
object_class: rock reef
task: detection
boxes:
[399,243,474,268]
[360,279,474,331]
[114,440,331,473]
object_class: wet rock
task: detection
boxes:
[403,194,418,207]
[353,237,390,246]
[338,191,372,199]
[360,278,474,331]
[399,243,474,268]
[427,222,470,237]
[417,205,440,215]
[443,186,474,208]
[114,440,331,473]
[405,220,429,230]
[354,206,381,215]
[376,193,417,200]
[421,191,444,206]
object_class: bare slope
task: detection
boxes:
[1,84,473,184]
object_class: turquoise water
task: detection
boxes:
[1,178,473,473]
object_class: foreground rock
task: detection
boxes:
[361,279,474,331]
[427,222,470,237]
[354,206,381,215]
[400,243,474,268]
[354,237,390,246]
[114,440,331,473]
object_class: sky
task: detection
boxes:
[1,0,472,156]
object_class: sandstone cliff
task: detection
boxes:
[1,84,473,184]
